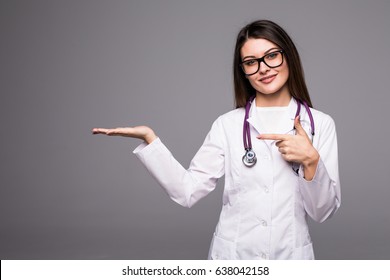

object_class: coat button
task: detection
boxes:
[264,187,269,193]
[261,220,267,227]
[261,253,268,259]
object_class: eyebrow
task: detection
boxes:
[242,47,280,61]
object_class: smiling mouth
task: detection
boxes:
[259,74,277,83]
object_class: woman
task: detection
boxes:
[92,20,340,260]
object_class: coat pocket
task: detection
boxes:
[293,243,315,260]
[222,188,239,206]
[208,233,236,260]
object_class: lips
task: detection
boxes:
[259,74,277,84]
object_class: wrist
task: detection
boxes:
[144,131,157,144]
[302,148,320,169]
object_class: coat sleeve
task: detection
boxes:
[298,114,341,223]
[133,118,225,208]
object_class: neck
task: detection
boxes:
[255,88,291,107]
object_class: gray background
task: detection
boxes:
[1,0,389,260]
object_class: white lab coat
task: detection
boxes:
[133,98,340,260]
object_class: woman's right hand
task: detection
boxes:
[92,126,157,144]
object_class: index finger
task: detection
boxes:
[257,134,290,141]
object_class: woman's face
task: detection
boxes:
[240,38,289,98]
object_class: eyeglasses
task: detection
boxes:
[240,50,284,76]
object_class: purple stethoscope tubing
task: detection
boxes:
[242,96,315,173]
[243,95,256,151]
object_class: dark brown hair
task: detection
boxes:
[233,20,312,108]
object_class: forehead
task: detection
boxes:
[240,38,279,58]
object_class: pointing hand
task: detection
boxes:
[257,116,318,168]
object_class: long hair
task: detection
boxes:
[233,20,312,108]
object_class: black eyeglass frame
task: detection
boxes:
[240,50,285,76]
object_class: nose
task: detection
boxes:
[258,61,270,74]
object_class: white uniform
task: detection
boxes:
[133,98,340,260]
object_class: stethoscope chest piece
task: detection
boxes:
[242,149,257,167]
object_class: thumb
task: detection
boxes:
[294,115,306,135]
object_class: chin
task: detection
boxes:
[256,87,283,96]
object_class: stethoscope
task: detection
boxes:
[242,96,315,175]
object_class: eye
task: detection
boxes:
[266,52,279,60]
[243,59,256,66]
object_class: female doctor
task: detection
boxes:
[92,20,340,260]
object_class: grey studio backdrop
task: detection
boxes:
[1,0,389,260]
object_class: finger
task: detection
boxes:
[92,127,128,136]
[294,116,306,136]
[258,134,290,141]
[281,153,293,162]
[275,140,285,148]
[92,128,110,134]
[106,127,131,136]
[106,129,118,136]
[278,146,292,155]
